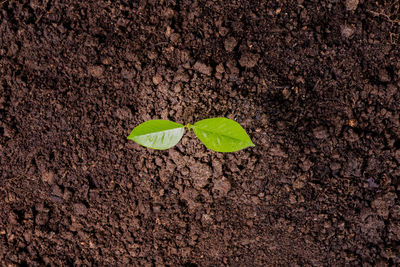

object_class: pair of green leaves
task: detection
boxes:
[127,117,255,152]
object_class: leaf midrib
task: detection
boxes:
[193,125,249,143]
[132,126,184,138]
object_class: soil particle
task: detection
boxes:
[201,214,214,225]
[2,125,14,138]
[341,25,355,39]
[212,178,231,198]
[289,194,297,204]
[313,126,329,139]
[389,222,400,241]
[378,69,391,82]
[121,69,136,80]
[345,0,359,11]
[371,193,397,219]
[8,213,17,225]
[344,129,359,142]
[152,74,163,85]
[35,212,49,226]
[181,188,199,212]
[300,159,313,172]
[41,171,55,184]
[239,52,259,68]
[73,203,88,216]
[224,37,237,52]
[395,149,400,163]
[169,150,186,169]
[212,160,223,177]
[174,69,190,82]
[269,144,288,158]
[188,160,212,189]
[88,65,105,78]
[152,205,161,214]
[227,160,239,173]
[216,63,225,74]
[360,209,385,244]
[366,178,378,188]
[292,179,305,189]
[330,162,341,171]
[51,185,63,198]
[193,61,212,76]
[173,83,182,93]
[115,107,132,120]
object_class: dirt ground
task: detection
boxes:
[1,0,400,266]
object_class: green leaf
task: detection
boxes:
[127,120,185,150]
[192,117,255,152]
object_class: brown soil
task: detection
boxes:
[1,0,400,266]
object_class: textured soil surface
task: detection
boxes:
[1,0,400,266]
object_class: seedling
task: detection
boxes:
[127,117,254,152]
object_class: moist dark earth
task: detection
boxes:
[1,0,400,266]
